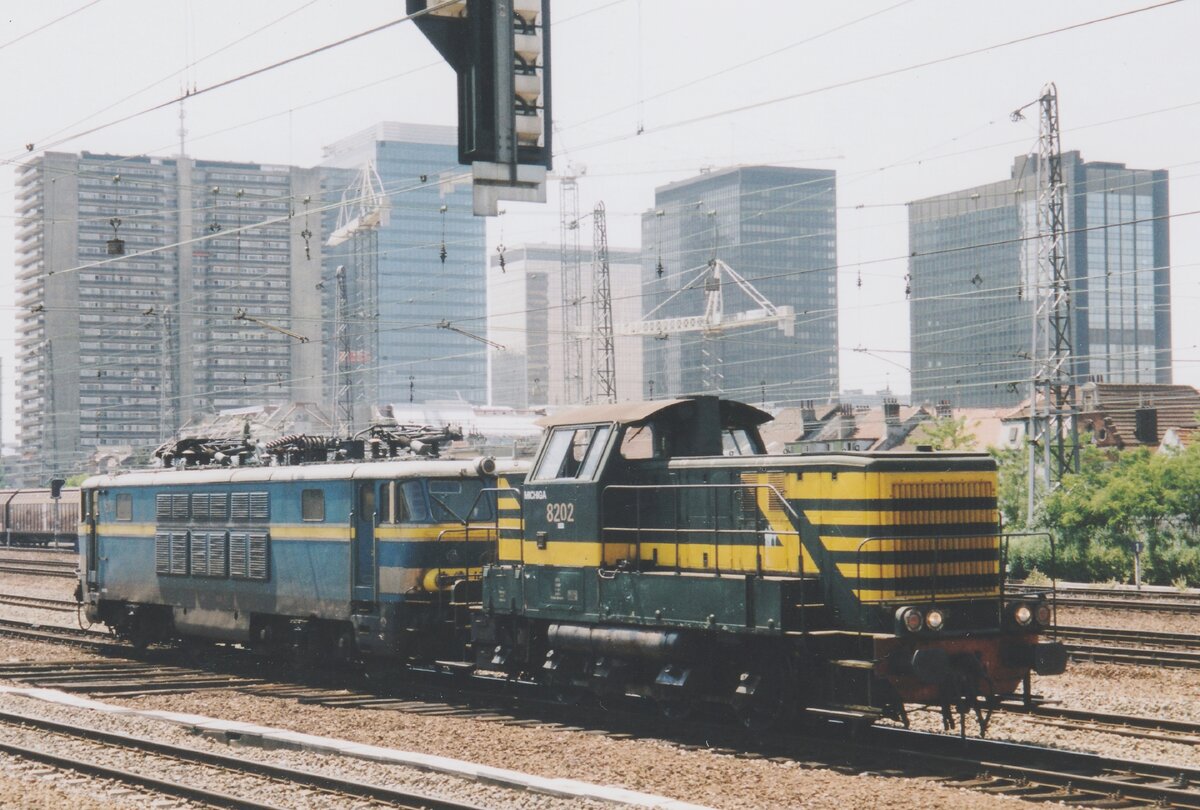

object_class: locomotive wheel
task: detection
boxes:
[332,626,358,665]
[657,698,695,721]
[737,686,785,730]
[116,608,152,650]
[735,657,795,731]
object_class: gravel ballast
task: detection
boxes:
[3,566,1199,807]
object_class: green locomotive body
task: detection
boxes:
[478,396,1064,725]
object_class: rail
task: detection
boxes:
[599,483,803,579]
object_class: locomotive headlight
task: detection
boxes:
[925,609,945,631]
[1013,602,1033,626]
[1035,602,1052,626]
[897,606,923,633]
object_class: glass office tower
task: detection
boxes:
[321,123,486,407]
[909,152,1170,408]
[640,166,839,405]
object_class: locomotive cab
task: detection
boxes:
[518,396,769,569]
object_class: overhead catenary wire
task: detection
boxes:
[4,0,1195,463]
[4,0,463,163]
[564,0,1186,154]
[0,1,104,55]
[24,0,324,154]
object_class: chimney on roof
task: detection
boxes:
[839,402,856,441]
[935,399,953,419]
[1135,407,1158,444]
[883,398,906,447]
[883,397,900,426]
[800,400,820,434]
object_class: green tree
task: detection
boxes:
[1034,444,1200,585]
[914,416,978,451]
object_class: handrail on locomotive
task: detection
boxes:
[851,531,1055,630]
[599,482,803,579]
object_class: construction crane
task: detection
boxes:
[326,163,388,434]
[619,259,795,339]
[619,259,794,394]
[333,266,353,437]
[558,170,585,404]
[326,162,389,247]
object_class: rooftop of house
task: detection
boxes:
[1079,382,1200,448]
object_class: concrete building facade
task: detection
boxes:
[487,243,643,407]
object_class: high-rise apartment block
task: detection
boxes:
[13,123,487,483]
[14,152,323,481]
[640,166,839,404]
[486,244,642,407]
[909,152,1170,407]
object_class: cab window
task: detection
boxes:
[398,480,431,522]
[531,425,612,481]
[375,482,416,524]
[429,479,497,523]
[301,489,325,521]
[722,428,761,455]
[619,425,656,460]
[377,482,392,524]
[359,484,375,520]
[115,493,133,521]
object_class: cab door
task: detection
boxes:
[83,489,98,589]
[352,482,376,601]
[522,423,614,567]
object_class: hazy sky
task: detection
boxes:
[2,0,1198,437]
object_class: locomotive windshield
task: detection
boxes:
[530,424,612,481]
[428,479,496,522]
[377,478,496,524]
[722,427,763,455]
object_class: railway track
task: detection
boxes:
[0,708,484,810]
[1010,582,1200,614]
[4,614,1200,808]
[1055,623,1200,647]
[0,593,78,612]
[862,724,1200,808]
[0,617,120,650]
[0,556,78,579]
[0,544,77,554]
[1050,623,1200,668]
[1001,700,1200,745]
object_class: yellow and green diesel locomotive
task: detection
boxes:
[476,396,1065,727]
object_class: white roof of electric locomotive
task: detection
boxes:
[81,457,527,489]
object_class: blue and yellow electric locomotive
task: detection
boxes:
[476,396,1066,727]
[81,455,517,661]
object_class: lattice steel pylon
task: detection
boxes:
[559,174,584,404]
[590,202,617,403]
[333,265,354,437]
[1018,83,1079,502]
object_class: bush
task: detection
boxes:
[1145,541,1200,586]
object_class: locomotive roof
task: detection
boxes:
[536,397,772,429]
[81,457,525,489]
